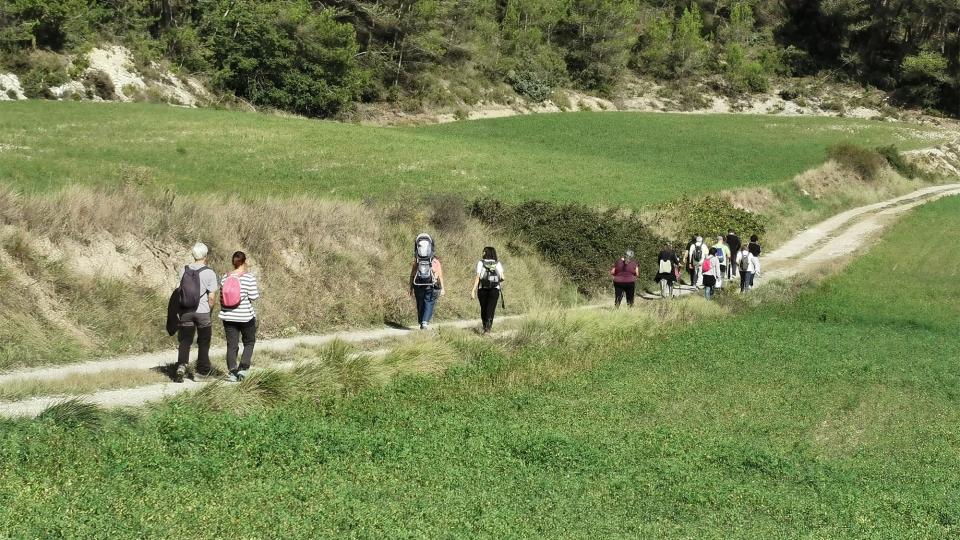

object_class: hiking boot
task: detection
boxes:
[173,364,186,383]
[194,365,213,379]
[236,369,249,382]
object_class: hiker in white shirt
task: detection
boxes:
[735,245,759,293]
[687,236,707,290]
[218,251,260,382]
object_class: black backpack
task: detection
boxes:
[479,259,501,289]
[178,265,208,310]
[693,245,703,263]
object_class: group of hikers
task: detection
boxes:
[168,243,261,383]
[610,229,763,306]
[408,233,506,333]
[170,233,506,383]
[170,230,759,382]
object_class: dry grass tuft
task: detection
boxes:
[381,336,461,376]
[36,398,103,429]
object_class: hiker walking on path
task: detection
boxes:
[610,250,640,307]
[654,244,680,299]
[702,247,721,300]
[726,229,741,279]
[736,245,759,293]
[682,235,696,286]
[471,246,505,334]
[687,236,707,289]
[748,234,763,288]
[410,233,445,330]
[713,235,730,287]
[174,242,218,383]
[219,251,260,382]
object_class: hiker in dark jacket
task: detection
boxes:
[174,242,218,383]
[748,234,762,257]
[654,244,680,299]
[726,229,741,278]
[610,250,640,307]
[748,234,762,288]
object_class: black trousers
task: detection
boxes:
[178,325,212,372]
[223,318,258,373]
[477,288,500,330]
[614,282,635,307]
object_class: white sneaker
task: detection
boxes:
[225,373,238,383]
[236,370,249,381]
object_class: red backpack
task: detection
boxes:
[702,258,712,272]
[221,272,242,309]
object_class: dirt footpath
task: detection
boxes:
[1,183,958,417]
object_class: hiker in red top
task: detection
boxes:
[610,250,640,307]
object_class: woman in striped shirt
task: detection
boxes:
[219,251,261,382]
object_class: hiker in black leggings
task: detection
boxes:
[471,246,505,334]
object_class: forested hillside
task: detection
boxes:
[2,0,960,118]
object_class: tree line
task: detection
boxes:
[2,0,960,117]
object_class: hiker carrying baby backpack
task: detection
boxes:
[413,233,437,287]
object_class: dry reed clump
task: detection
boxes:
[0,184,576,368]
[381,336,460,376]
[175,341,393,412]
[36,398,103,429]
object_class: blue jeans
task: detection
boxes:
[414,287,438,326]
[740,272,754,292]
[704,285,714,300]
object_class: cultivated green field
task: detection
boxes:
[0,101,947,207]
[1,195,958,537]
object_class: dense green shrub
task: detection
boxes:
[83,69,114,100]
[13,50,69,98]
[558,0,638,94]
[875,145,923,179]
[195,0,368,117]
[827,142,886,181]
[667,197,768,243]
[427,193,468,232]
[471,199,667,293]
[508,69,554,102]
[0,0,94,51]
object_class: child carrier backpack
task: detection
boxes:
[479,259,501,289]
[221,273,242,309]
[178,266,208,310]
[413,233,437,287]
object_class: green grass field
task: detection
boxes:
[0,101,946,207]
[1,195,957,537]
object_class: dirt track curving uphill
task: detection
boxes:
[1,183,959,418]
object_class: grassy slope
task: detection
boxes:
[0,101,945,207]
[1,197,958,537]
